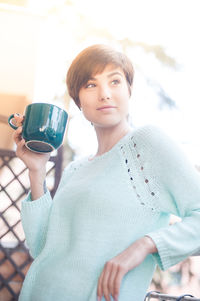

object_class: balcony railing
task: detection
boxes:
[145,291,200,300]
[0,147,63,300]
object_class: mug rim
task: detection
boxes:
[25,140,55,153]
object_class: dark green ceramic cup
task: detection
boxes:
[8,103,68,153]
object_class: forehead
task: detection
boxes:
[91,64,124,78]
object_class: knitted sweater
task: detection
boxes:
[19,125,200,301]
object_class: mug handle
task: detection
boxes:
[8,114,19,130]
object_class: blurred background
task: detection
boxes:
[0,0,200,300]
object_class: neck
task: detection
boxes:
[93,122,132,157]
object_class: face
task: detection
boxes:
[78,64,131,128]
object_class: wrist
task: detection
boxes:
[142,236,158,254]
[28,170,46,201]
[29,169,46,177]
[29,169,46,184]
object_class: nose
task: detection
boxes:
[98,84,111,101]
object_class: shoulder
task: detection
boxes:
[132,124,170,142]
[58,156,87,187]
[137,124,184,155]
[125,124,184,165]
[62,156,88,173]
[131,124,191,172]
[125,124,171,150]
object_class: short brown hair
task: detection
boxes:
[66,44,134,109]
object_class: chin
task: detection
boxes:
[93,120,124,128]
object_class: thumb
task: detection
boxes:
[16,139,26,155]
[19,138,26,146]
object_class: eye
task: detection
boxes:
[85,83,96,88]
[111,79,121,85]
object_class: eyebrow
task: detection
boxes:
[88,71,123,81]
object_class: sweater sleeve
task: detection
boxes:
[21,161,74,259]
[21,190,53,259]
[143,125,200,271]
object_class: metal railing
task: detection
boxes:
[145,291,200,300]
[0,147,63,300]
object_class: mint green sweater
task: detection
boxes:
[19,125,200,301]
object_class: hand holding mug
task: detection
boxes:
[9,103,68,173]
[8,103,68,153]
[12,113,51,173]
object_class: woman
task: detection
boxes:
[14,44,200,301]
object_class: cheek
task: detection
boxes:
[79,94,94,119]
[80,101,95,117]
[117,90,130,108]
[80,104,91,119]
[79,90,85,107]
[79,106,93,123]
[79,91,95,108]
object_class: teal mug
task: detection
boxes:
[8,103,68,153]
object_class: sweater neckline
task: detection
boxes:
[85,128,135,164]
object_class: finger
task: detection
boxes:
[112,268,125,301]
[16,138,26,156]
[13,126,23,144]
[19,137,25,146]
[16,126,22,134]
[107,264,119,301]
[97,269,105,301]
[14,113,24,126]
[17,137,25,149]
[14,113,23,120]
[102,262,113,301]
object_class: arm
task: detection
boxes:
[21,169,52,259]
[21,161,74,259]
[29,169,46,200]
[97,236,157,301]
[144,125,200,270]
[21,189,53,259]
[97,125,200,301]
[13,115,72,258]
[12,120,52,258]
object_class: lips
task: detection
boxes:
[97,106,116,110]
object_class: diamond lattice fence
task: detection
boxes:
[0,148,63,301]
